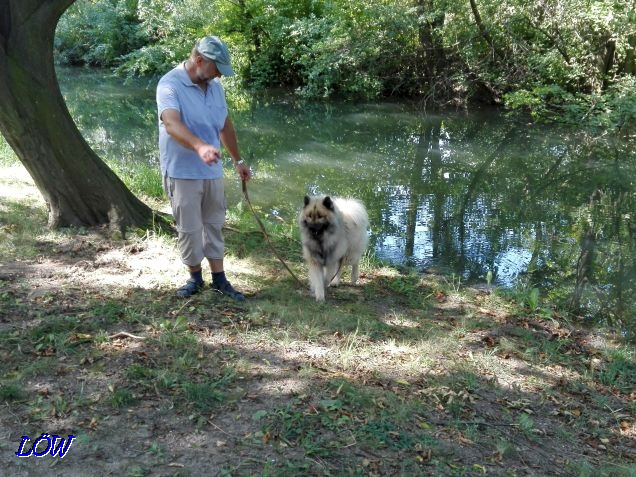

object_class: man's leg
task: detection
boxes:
[166,177,206,298]
[207,258,245,302]
[201,179,245,301]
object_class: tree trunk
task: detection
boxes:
[619,34,635,75]
[0,0,156,232]
[469,0,495,55]
[601,39,615,90]
[416,0,446,81]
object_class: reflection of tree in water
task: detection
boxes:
[405,119,440,262]
[568,165,635,332]
[395,112,634,334]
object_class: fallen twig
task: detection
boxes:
[108,331,146,340]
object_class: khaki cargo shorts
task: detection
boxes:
[163,176,226,266]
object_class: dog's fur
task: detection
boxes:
[298,195,369,301]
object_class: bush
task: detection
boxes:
[55,0,147,67]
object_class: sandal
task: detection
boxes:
[177,278,204,298]
[212,281,245,302]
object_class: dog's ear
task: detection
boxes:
[304,195,310,207]
[323,196,334,210]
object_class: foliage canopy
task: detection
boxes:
[55,0,635,117]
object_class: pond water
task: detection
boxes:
[56,67,635,328]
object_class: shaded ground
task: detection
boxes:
[0,167,634,476]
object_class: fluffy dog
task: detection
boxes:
[298,195,369,301]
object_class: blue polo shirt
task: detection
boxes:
[157,62,228,179]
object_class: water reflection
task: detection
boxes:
[56,68,635,329]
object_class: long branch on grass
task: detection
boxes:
[108,331,146,340]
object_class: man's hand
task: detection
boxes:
[196,144,221,165]
[162,109,220,165]
[235,162,252,181]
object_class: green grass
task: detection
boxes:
[110,388,138,408]
[596,348,636,392]
[0,382,26,401]
[0,198,49,260]
[0,136,18,165]
[108,160,164,199]
[1,164,635,476]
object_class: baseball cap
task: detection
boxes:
[196,36,235,77]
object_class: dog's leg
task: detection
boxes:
[308,261,326,301]
[326,260,342,287]
[351,260,360,284]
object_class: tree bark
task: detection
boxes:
[620,34,636,75]
[469,0,495,54]
[0,0,156,232]
[601,39,615,90]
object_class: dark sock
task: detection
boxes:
[190,269,203,284]
[212,271,227,286]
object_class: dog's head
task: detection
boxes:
[301,195,335,237]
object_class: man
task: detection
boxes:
[157,36,251,300]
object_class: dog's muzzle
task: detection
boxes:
[305,222,328,237]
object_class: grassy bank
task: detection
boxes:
[0,163,634,476]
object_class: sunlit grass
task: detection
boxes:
[107,160,164,199]
[0,136,18,165]
[0,164,53,260]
